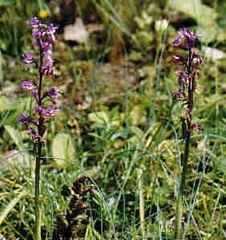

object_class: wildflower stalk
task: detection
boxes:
[18,17,59,240]
[34,143,42,240]
[175,50,192,240]
[34,45,44,240]
[171,28,203,239]
[138,168,145,240]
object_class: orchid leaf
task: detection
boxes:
[51,133,75,169]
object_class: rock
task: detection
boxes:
[0,149,33,171]
[203,47,226,61]
[1,82,20,95]
[63,18,89,44]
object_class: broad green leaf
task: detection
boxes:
[51,133,75,169]
[0,0,16,6]
[0,96,33,125]
[88,111,109,124]
[168,0,214,26]
[0,96,10,112]
[130,105,146,126]
[0,191,27,225]
[111,131,128,140]
[130,126,144,141]
[4,125,23,151]
[127,126,144,146]
[168,0,224,42]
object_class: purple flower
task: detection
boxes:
[172,37,181,46]
[44,105,59,117]
[41,42,52,52]
[32,29,42,45]
[42,64,55,76]
[43,51,53,66]
[19,17,59,143]
[28,17,48,45]
[48,86,60,102]
[176,70,189,86]
[28,17,39,27]
[22,52,35,64]
[178,28,198,41]
[35,105,59,118]
[28,17,58,48]
[172,89,186,101]
[173,54,186,65]
[18,113,34,123]
[191,123,204,131]
[41,54,55,76]
[191,49,203,66]
[22,80,37,90]
[26,17,57,76]
[28,126,38,138]
[32,89,38,102]
[35,105,44,114]
[45,24,58,43]
[172,28,200,49]
[41,46,55,76]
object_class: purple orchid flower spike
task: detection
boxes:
[22,80,37,90]
[172,36,181,46]
[19,17,59,138]
[18,113,34,123]
[35,105,59,119]
[172,27,200,49]
[18,17,60,240]
[22,52,35,64]
[47,86,61,102]
[172,27,204,239]
[27,17,39,27]
[45,23,58,43]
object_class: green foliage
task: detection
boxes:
[168,0,225,42]
[4,125,24,150]
[0,0,15,7]
[0,0,48,55]
[51,133,76,169]
[0,96,10,112]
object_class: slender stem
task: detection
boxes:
[35,142,42,240]
[35,44,44,240]
[138,168,145,240]
[174,126,191,239]
[174,49,194,240]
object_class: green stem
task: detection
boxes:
[138,168,145,239]
[35,142,42,240]
[174,49,194,240]
[174,129,190,239]
[35,43,44,240]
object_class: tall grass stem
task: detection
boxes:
[35,143,42,240]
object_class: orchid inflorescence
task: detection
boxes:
[172,27,204,131]
[18,17,60,142]
[172,27,204,239]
